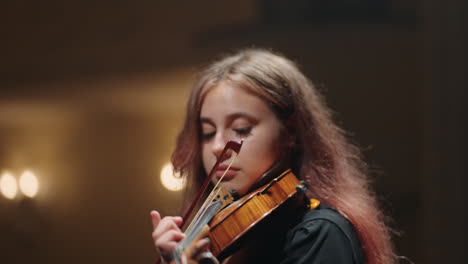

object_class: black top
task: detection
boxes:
[226,203,365,264]
[280,203,365,264]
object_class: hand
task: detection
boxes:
[151,211,218,264]
[151,210,185,263]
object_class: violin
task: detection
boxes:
[207,168,311,261]
[158,140,319,264]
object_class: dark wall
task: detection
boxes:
[0,1,466,263]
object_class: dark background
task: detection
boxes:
[0,1,466,263]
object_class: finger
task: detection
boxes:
[190,239,218,264]
[155,229,186,245]
[150,210,161,230]
[157,240,180,263]
[153,216,183,238]
[155,229,186,258]
[156,240,179,253]
[196,251,219,264]
[173,216,184,227]
[191,237,211,258]
[181,254,189,264]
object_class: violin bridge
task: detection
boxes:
[212,187,235,211]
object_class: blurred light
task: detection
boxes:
[0,171,18,199]
[19,170,39,198]
[160,163,185,191]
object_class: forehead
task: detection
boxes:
[200,82,273,119]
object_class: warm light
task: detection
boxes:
[160,163,186,191]
[19,170,39,198]
[0,172,18,199]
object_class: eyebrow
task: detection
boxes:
[200,112,258,127]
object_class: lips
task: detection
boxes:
[214,164,240,181]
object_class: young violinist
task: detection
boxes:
[151,49,396,263]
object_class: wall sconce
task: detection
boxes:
[19,170,39,198]
[0,170,40,199]
[160,162,185,191]
[0,171,18,199]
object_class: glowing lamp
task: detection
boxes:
[160,163,185,191]
[19,170,39,198]
[0,172,18,199]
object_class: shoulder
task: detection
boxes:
[281,204,365,264]
[298,204,359,245]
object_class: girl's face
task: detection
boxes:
[200,82,284,196]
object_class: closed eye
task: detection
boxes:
[201,131,216,140]
[233,127,252,136]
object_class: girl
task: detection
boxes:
[151,49,396,263]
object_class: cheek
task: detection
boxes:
[258,142,280,166]
[260,129,283,158]
[201,145,211,173]
[245,134,282,172]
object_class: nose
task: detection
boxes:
[212,132,232,161]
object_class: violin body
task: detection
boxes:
[207,169,308,261]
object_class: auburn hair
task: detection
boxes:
[171,48,396,264]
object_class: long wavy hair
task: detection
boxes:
[171,48,396,264]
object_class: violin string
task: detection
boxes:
[173,139,244,263]
[183,190,216,238]
[181,200,223,249]
[180,139,244,236]
[190,149,239,229]
[174,200,223,262]
[209,153,238,197]
[179,148,241,256]
[166,140,244,264]
[209,138,243,196]
[183,152,238,238]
